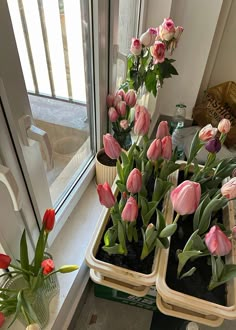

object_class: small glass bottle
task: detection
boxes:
[170,103,187,134]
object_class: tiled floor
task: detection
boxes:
[69,282,236,330]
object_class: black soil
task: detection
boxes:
[98,152,116,166]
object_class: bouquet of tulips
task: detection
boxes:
[0,209,79,329]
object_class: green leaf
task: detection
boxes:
[177,251,202,276]
[145,71,157,95]
[7,290,23,328]
[193,196,210,231]
[142,201,157,227]
[156,209,166,234]
[186,129,204,166]
[156,237,169,249]
[216,256,224,279]
[118,221,127,255]
[34,224,46,275]
[159,223,177,238]
[116,159,124,183]
[183,229,200,252]
[104,226,118,247]
[180,267,197,280]
[116,181,127,193]
[20,230,29,281]
[102,244,125,255]
[120,151,129,166]
[152,178,172,203]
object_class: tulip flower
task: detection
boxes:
[0,253,11,269]
[126,168,142,194]
[171,180,201,215]
[130,38,142,56]
[0,312,5,327]
[41,258,55,275]
[121,196,138,222]
[199,124,217,141]
[150,41,166,64]
[26,323,41,330]
[106,94,114,107]
[140,27,157,47]
[147,139,162,161]
[159,18,175,41]
[205,225,232,256]
[120,119,129,130]
[116,89,126,100]
[134,107,150,136]
[113,95,122,107]
[161,136,172,160]
[108,107,119,122]
[221,177,236,199]
[116,100,127,117]
[174,26,184,42]
[103,134,121,159]
[125,90,137,107]
[156,121,170,139]
[97,182,116,208]
[205,137,221,153]
[58,265,79,273]
[43,209,55,232]
[218,118,231,134]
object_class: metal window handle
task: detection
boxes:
[0,164,22,211]
[19,115,54,170]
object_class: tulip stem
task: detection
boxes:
[173,213,180,224]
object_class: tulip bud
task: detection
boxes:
[205,225,232,256]
[41,258,55,275]
[150,41,166,64]
[116,89,126,100]
[218,118,231,134]
[147,139,162,161]
[156,121,170,139]
[108,107,119,122]
[26,323,41,330]
[113,95,122,107]
[0,311,5,328]
[116,101,127,116]
[161,136,172,160]
[106,94,114,107]
[140,27,157,47]
[159,18,175,41]
[205,137,221,153]
[199,124,217,141]
[130,38,142,56]
[174,26,184,42]
[97,182,116,208]
[42,209,55,232]
[121,196,138,222]
[221,177,236,199]
[125,90,137,107]
[103,134,121,159]
[126,168,142,194]
[134,107,150,136]
[171,180,201,215]
[58,265,79,273]
[120,119,129,130]
[0,253,11,269]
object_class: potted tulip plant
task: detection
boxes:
[0,209,79,329]
[156,119,236,326]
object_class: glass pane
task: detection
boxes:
[8,0,93,207]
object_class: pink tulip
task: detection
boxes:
[121,196,138,222]
[140,27,157,47]
[120,119,129,130]
[113,95,122,107]
[159,18,175,41]
[126,168,142,194]
[199,124,217,141]
[0,253,11,269]
[221,177,236,199]
[116,89,126,100]
[205,225,232,256]
[125,90,137,107]
[97,182,116,208]
[116,101,127,117]
[174,26,184,42]
[0,312,5,328]
[108,107,119,122]
[103,134,121,159]
[150,41,166,64]
[134,106,150,136]
[161,136,172,160]
[42,208,55,232]
[147,139,162,161]
[171,180,201,215]
[218,118,231,134]
[41,258,55,275]
[156,121,170,139]
[106,94,114,107]
[130,38,142,56]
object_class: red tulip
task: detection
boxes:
[199,124,217,141]
[218,118,231,134]
[126,168,142,194]
[161,136,172,160]
[156,121,170,139]
[170,180,201,215]
[121,196,138,222]
[147,139,162,161]
[125,90,137,107]
[106,94,114,107]
[221,177,236,199]
[97,182,116,208]
[205,225,232,256]
[0,312,5,328]
[134,106,150,136]
[41,258,55,275]
[103,134,121,159]
[0,253,11,269]
[43,209,55,232]
[108,107,119,122]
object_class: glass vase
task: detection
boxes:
[112,130,132,151]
